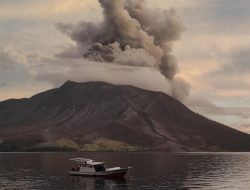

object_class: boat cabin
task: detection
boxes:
[69,157,131,178]
[70,158,107,173]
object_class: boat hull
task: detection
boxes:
[69,168,129,179]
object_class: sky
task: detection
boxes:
[0,0,250,133]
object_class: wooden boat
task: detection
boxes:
[69,158,132,179]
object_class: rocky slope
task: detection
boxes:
[0,81,250,151]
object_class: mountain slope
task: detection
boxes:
[0,81,250,152]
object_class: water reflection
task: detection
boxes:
[0,152,250,189]
[69,176,128,190]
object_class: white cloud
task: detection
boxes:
[35,59,173,95]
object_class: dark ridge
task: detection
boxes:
[0,81,250,152]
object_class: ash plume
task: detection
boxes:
[56,0,190,100]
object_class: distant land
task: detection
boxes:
[0,81,250,152]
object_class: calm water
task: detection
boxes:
[0,152,250,190]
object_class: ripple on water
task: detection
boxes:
[1,152,250,190]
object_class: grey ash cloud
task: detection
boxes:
[55,0,190,101]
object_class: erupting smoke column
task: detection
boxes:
[56,0,190,101]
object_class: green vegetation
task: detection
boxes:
[0,138,43,152]
[56,138,80,150]
[0,138,144,152]
[80,138,142,151]
[0,141,21,152]
[24,146,77,152]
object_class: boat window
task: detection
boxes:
[94,164,106,172]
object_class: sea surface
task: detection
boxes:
[0,152,250,190]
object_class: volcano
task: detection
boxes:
[0,81,250,152]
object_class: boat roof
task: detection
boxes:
[69,158,105,165]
